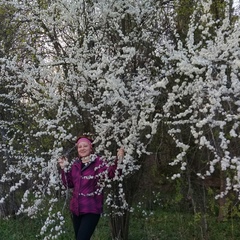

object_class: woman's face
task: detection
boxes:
[77,141,92,158]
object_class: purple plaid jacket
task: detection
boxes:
[61,155,118,216]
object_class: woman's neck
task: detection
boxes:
[81,155,90,163]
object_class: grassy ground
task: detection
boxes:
[1,208,240,240]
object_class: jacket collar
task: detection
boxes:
[74,154,98,171]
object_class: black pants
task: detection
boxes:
[72,213,100,240]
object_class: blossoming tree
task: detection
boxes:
[158,0,240,221]
[0,0,167,239]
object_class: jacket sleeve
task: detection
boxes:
[108,159,119,178]
[61,168,74,188]
[98,158,121,179]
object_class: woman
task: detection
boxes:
[58,135,124,240]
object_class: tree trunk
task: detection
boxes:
[217,169,226,221]
[109,165,143,240]
[110,210,130,240]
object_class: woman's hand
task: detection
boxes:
[117,147,124,162]
[58,156,69,169]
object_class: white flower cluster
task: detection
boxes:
[159,0,240,197]
[40,209,65,240]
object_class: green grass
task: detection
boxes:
[1,209,240,240]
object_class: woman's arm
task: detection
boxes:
[58,157,74,188]
[104,147,125,179]
[61,169,74,188]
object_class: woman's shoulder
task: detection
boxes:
[71,158,81,167]
[92,154,102,163]
[93,155,106,166]
[73,157,80,163]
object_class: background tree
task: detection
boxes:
[159,0,240,225]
